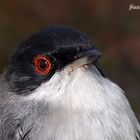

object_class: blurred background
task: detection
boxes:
[0,0,139,121]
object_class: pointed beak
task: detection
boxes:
[68,48,102,70]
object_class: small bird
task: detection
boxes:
[0,25,139,140]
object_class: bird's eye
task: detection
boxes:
[33,54,52,75]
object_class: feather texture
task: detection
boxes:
[21,65,140,140]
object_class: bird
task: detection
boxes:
[0,25,139,140]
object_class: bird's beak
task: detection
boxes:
[68,48,102,70]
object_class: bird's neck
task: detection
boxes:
[25,65,139,140]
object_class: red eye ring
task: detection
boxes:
[33,54,52,75]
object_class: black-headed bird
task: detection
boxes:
[0,26,140,140]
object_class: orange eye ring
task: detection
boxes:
[33,54,52,75]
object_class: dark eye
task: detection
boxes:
[33,54,52,75]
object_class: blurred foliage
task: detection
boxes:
[0,0,140,120]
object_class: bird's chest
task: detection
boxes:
[30,75,106,139]
[36,108,95,140]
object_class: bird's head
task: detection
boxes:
[5,26,103,98]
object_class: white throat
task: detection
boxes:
[26,65,140,140]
